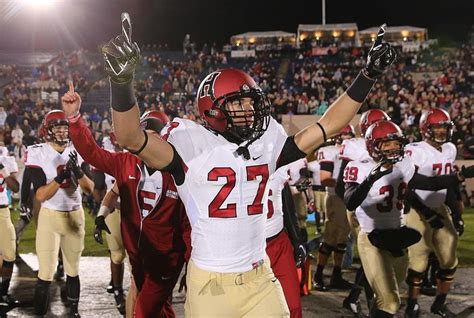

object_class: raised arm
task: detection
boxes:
[102,13,173,169]
[294,25,396,154]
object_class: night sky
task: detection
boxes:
[0,0,472,50]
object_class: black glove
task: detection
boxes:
[367,160,393,185]
[458,165,474,180]
[67,151,84,179]
[452,214,464,236]
[94,215,111,244]
[424,211,444,229]
[19,203,32,222]
[363,24,397,79]
[54,166,71,184]
[293,243,307,268]
[102,12,140,84]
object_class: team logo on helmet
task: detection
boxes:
[199,72,221,100]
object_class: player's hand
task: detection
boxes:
[94,215,111,244]
[363,24,397,79]
[61,81,82,118]
[102,12,140,84]
[19,203,32,222]
[452,214,464,236]
[458,165,474,181]
[67,151,84,179]
[367,160,392,184]
[178,263,187,293]
[425,212,444,229]
[54,166,71,184]
[293,243,307,268]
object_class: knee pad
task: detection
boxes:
[34,279,51,315]
[436,267,457,283]
[318,242,334,255]
[335,243,347,254]
[405,269,424,288]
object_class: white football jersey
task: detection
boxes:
[266,165,290,238]
[102,136,115,152]
[0,146,9,157]
[344,156,416,233]
[307,160,321,186]
[405,141,456,208]
[287,158,307,186]
[317,144,343,195]
[25,143,84,211]
[341,137,369,162]
[0,156,18,205]
[163,117,288,272]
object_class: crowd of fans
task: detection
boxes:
[0,43,472,160]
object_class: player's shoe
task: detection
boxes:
[343,298,366,317]
[420,283,437,296]
[54,263,65,281]
[0,295,20,308]
[330,276,353,290]
[404,304,420,318]
[68,302,80,318]
[312,277,328,292]
[114,289,126,315]
[106,279,115,294]
[430,302,456,317]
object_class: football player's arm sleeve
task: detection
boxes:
[319,161,335,187]
[20,167,34,205]
[28,167,47,194]
[282,184,302,245]
[408,172,459,191]
[92,171,106,191]
[405,190,438,219]
[336,159,350,200]
[445,186,462,219]
[81,162,93,180]
[344,181,371,211]
[161,145,185,186]
[276,136,307,169]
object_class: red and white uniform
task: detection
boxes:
[344,156,416,233]
[405,141,456,208]
[287,159,307,186]
[163,117,287,273]
[307,160,321,187]
[341,137,369,162]
[0,156,18,205]
[25,143,83,211]
[317,145,342,194]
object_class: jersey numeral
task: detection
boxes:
[0,174,4,193]
[343,166,359,182]
[317,152,325,160]
[267,189,275,219]
[432,163,452,176]
[56,165,72,189]
[208,164,269,218]
[376,182,407,212]
[162,122,180,141]
[138,190,157,216]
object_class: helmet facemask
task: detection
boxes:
[374,138,407,164]
[427,122,452,145]
[48,121,70,146]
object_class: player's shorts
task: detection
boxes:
[323,194,350,247]
[105,209,125,264]
[406,205,458,272]
[0,207,16,262]
[313,189,326,216]
[346,210,361,238]
[358,231,408,314]
[185,258,290,317]
[36,207,85,281]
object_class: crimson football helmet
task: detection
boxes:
[359,109,391,136]
[140,110,170,134]
[197,69,270,143]
[365,120,407,163]
[419,108,453,144]
[334,124,355,144]
[43,110,69,145]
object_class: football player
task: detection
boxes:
[307,159,324,235]
[24,110,94,317]
[266,162,307,318]
[0,152,20,311]
[313,125,355,291]
[61,85,191,318]
[404,108,468,318]
[105,14,396,317]
[287,159,311,243]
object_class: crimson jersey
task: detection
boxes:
[163,117,288,272]
[25,143,84,211]
[405,141,456,208]
[344,156,416,233]
[0,156,18,205]
[69,117,191,280]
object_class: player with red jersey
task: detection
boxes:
[61,86,191,318]
[104,15,396,317]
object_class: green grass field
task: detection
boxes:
[10,203,474,267]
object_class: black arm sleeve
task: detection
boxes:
[282,184,302,245]
[405,190,436,219]
[319,162,334,173]
[408,173,459,191]
[276,136,307,170]
[92,170,106,191]
[336,159,350,200]
[26,167,47,194]
[81,162,93,180]
[20,167,33,205]
[161,145,185,186]
[344,181,371,211]
[445,186,462,219]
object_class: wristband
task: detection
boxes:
[110,79,137,112]
[346,71,376,103]
[54,174,66,184]
[67,112,81,124]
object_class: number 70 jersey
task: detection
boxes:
[162,117,288,273]
[344,156,416,233]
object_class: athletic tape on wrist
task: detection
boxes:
[347,71,376,103]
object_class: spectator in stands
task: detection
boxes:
[89,108,102,130]
[11,123,23,145]
[0,107,6,127]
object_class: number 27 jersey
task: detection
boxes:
[163,117,288,273]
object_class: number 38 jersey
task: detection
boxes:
[0,155,18,205]
[344,156,416,233]
[405,141,456,208]
[163,117,288,273]
[25,143,84,211]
